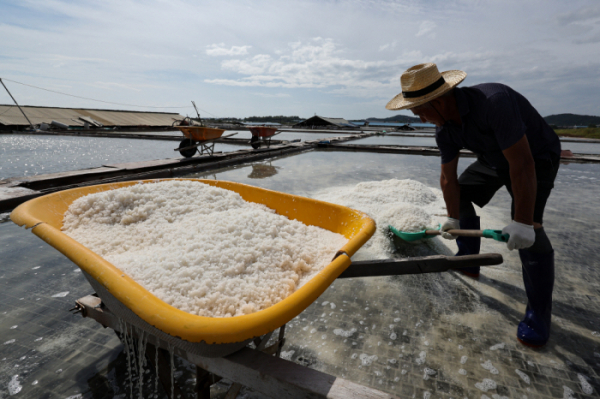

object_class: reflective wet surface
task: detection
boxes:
[0,134,248,180]
[229,129,355,141]
[348,135,438,147]
[560,141,600,155]
[1,149,599,398]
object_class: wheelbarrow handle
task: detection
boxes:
[425,229,509,242]
[338,253,503,278]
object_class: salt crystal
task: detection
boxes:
[481,360,499,374]
[423,367,436,380]
[8,375,22,395]
[515,369,530,384]
[63,181,347,317]
[577,374,594,395]
[563,385,575,399]
[333,328,357,337]
[475,378,497,392]
[359,353,378,366]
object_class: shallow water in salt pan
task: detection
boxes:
[1,148,599,398]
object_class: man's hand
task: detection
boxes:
[441,217,460,240]
[502,221,535,250]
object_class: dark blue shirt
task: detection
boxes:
[436,83,561,170]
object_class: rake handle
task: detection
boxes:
[425,229,509,242]
[425,229,483,237]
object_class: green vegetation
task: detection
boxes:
[244,115,302,124]
[544,113,600,127]
[555,127,600,140]
[368,115,421,123]
[205,116,302,125]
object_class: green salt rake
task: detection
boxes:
[389,224,509,243]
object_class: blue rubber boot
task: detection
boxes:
[517,249,554,347]
[456,216,481,278]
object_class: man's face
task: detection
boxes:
[409,102,444,127]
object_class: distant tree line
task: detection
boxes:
[204,115,302,125]
[543,113,600,127]
[243,115,302,124]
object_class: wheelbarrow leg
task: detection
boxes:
[276,324,286,358]
[224,331,275,399]
[143,342,187,399]
[196,365,212,399]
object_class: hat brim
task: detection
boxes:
[385,70,467,111]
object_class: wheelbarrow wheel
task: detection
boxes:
[250,135,261,149]
[178,138,196,158]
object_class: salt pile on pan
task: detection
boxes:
[312,179,447,259]
[62,180,348,317]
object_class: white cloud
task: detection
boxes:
[206,43,252,57]
[379,41,397,51]
[206,38,406,98]
[0,0,599,117]
[416,21,437,38]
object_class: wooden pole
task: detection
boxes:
[0,78,35,129]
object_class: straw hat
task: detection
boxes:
[386,63,467,110]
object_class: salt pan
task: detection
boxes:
[62,180,348,317]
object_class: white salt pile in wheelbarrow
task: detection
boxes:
[62,180,347,318]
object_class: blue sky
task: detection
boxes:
[1,0,599,119]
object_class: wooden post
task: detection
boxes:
[0,78,35,129]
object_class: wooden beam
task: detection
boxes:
[186,348,399,399]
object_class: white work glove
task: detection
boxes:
[502,221,535,250]
[441,217,460,240]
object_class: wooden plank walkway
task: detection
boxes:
[318,143,600,164]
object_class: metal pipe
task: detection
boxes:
[0,78,35,129]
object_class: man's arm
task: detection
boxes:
[502,135,536,226]
[440,154,461,219]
